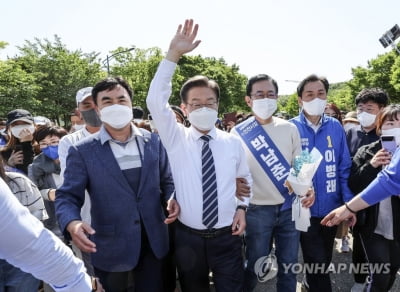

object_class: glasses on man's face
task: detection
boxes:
[187,101,218,110]
[251,92,277,100]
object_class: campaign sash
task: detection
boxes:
[236,117,293,210]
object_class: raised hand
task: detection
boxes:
[166,19,201,63]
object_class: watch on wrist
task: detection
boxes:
[236,205,247,212]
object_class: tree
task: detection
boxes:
[108,47,249,116]
[348,49,400,103]
[0,60,40,117]
[11,35,104,125]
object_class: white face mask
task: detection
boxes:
[100,104,133,129]
[302,98,327,116]
[343,123,358,132]
[357,112,376,128]
[188,107,218,131]
[252,98,277,120]
[381,128,400,146]
[71,124,85,132]
[10,124,35,139]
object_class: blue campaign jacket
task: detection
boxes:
[290,112,353,217]
[55,127,174,272]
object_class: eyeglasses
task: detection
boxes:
[39,141,59,148]
[251,92,277,100]
[187,101,218,110]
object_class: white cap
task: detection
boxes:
[76,87,93,106]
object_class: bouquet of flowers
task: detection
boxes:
[285,148,322,231]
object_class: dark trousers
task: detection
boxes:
[175,221,244,292]
[94,231,163,292]
[300,217,337,292]
[162,222,177,292]
[355,232,400,292]
[352,228,367,284]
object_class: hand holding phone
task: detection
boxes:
[381,135,397,155]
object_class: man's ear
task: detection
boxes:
[180,103,189,117]
[245,96,252,108]
[297,96,303,107]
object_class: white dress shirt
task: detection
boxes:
[147,59,252,229]
[59,127,93,178]
[0,178,92,291]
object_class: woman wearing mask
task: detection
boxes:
[1,109,35,174]
[29,125,68,239]
[0,156,48,291]
[348,104,400,292]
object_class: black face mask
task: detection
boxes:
[80,109,102,127]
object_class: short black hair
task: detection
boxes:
[132,106,144,119]
[33,125,68,143]
[297,74,329,97]
[92,76,133,105]
[180,75,220,104]
[246,74,278,96]
[355,88,389,107]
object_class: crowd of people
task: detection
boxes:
[1,19,400,292]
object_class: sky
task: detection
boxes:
[1,0,400,95]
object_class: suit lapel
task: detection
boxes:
[136,134,154,198]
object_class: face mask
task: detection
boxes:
[381,128,400,146]
[80,108,102,127]
[42,145,59,160]
[357,112,376,128]
[302,98,327,116]
[100,104,133,129]
[10,124,35,139]
[188,107,218,131]
[252,98,277,120]
[343,123,358,132]
[71,124,85,132]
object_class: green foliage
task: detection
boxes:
[3,35,400,125]
[348,47,400,103]
[0,41,8,50]
[0,60,40,117]
[277,93,299,118]
[4,35,103,124]
[327,82,354,112]
[108,49,248,116]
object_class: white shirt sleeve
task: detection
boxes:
[146,59,184,151]
[0,178,92,292]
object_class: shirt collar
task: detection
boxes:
[99,123,143,145]
[190,126,217,141]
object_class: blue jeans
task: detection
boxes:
[0,259,40,292]
[244,204,300,292]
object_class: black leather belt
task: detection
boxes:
[177,221,232,239]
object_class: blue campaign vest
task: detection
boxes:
[236,117,293,210]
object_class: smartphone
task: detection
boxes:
[223,112,237,125]
[14,145,23,152]
[381,135,397,154]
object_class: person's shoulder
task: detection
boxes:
[288,115,301,124]
[31,152,46,164]
[75,132,100,148]
[273,116,298,129]
[216,128,242,145]
[5,171,26,180]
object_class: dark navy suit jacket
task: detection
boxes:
[55,127,174,272]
